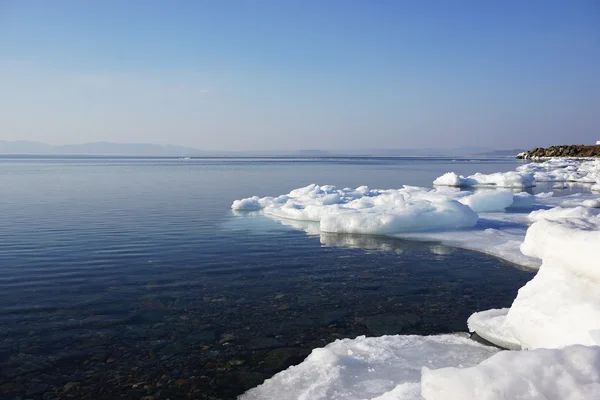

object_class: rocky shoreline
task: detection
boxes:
[516,145,600,159]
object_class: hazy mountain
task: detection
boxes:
[0,140,512,157]
[339,146,496,157]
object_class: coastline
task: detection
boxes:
[517,144,600,159]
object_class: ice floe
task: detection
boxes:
[433,171,534,188]
[232,184,548,268]
[233,184,480,234]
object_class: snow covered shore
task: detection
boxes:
[233,158,600,400]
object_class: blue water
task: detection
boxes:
[0,156,534,399]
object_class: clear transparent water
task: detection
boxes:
[0,156,534,399]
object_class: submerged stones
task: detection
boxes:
[364,313,421,336]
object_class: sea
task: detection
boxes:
[0,156,536,399]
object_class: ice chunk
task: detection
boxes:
[319,200,478,235]
[467,309,520,350]
[233,185,479,235]
[470,216,600,350]
[458,190,514,213]
[433,171,534,188]
[231,196,264,211]
[582,199,600,208]
[240,334,499,400]
[422,345,600,400]
[528,206,594,222]
[518,158,600,184]
[507,192,535,209]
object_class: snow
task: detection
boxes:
[433,171,534,188]
[422,345,600,400]
[239,334,499,400]
[235,157,600,400]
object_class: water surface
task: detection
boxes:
[0,157,534,399]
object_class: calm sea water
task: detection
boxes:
[0,156,535,399]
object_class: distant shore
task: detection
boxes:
[517,144,600,159]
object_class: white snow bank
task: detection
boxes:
[433,171,534,188]
[469,215,600,350]
[240,334,499,400]
[422,345,600,400]
[233,184,479,234]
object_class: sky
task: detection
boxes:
[0,0,599,151]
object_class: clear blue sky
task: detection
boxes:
[1,0,598,150]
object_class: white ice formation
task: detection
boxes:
[422,345,600,400]
[240,334,499,400]
[433,171,534,188]
[518,158,600,184]
[234,157,600,400]
[469,215,600,350]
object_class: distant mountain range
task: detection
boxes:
[0,140,524,157]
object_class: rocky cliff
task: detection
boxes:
[517,145,600,159]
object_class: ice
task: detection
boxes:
[422,345,600,400]
[457,190,514,213]
[232,160,600,272]
[239,334,499,400]
[433,171,534,188]
[400,214,539,269]
[532,192,600,209]
[507,191,535,209]
[518,158,600,185]
[528,206,595,222]
[469,215,600,350]
[233,184,480,234]
[466,308,520,350]
[233,185,546,269]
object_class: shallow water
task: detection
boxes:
[0,156,534,399]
